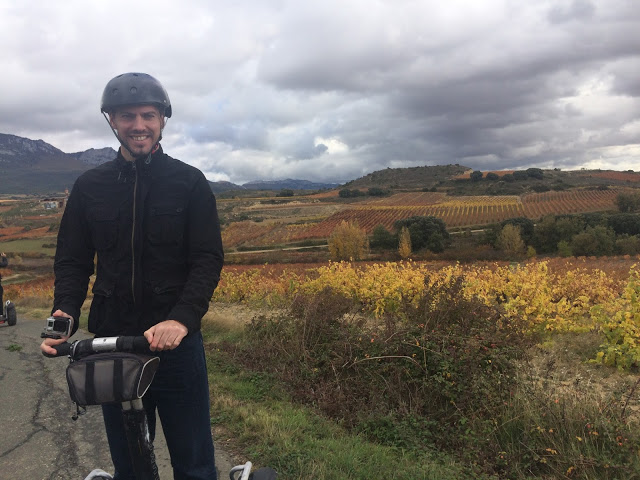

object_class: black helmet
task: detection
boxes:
[100,72,172,118]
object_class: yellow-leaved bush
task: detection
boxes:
[212,260,640,369]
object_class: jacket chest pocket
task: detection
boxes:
[147,206,185,246]
[90,208,119,251]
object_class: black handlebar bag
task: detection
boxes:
[66,353,160,406]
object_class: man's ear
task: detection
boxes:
[108,112,117,129]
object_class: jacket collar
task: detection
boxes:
[115,144,164,171]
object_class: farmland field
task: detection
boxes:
[290,188,621,239]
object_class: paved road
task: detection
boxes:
[0,316,233,479]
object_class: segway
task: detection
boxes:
[0,300,17,326]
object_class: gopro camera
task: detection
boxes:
[41,316,72,339]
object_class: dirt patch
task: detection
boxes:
[527,332,640,422]
[205,303,284,328]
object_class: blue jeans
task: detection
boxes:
[102,332,217,480]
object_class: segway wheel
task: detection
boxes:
[6,302,16,326]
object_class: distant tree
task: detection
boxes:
[555,216,586,242]
[367,187,388,197]
[531,184,551,192]
[513,170,529,181]
[570,226,615,256]
[526,168,544,180]
[496,224,526,257]
[615,192,640,213]
[470,170,484,182]
[276,189,294,197]
[607,213,640,236]
[532,215,584,253]
[370,224,397,250]
[394,216,450,253]
[339,188,365,198]
[580,212,607,228]
[502,217,534,244]
[485,172,500,181]
[616,234,640,255]
[328,221,369,261]
[557,240,572,257]
[502,174,515,183]
[398,226,412,259]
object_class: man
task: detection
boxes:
[40,73,224,480]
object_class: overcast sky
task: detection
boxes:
[1,0,638,185]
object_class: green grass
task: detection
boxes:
[0,237,57,254]
[203,322,479,480]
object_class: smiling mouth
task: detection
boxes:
[132,136,149,141]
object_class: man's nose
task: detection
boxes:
[132,115,146,130]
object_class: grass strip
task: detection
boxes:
[204,345,480,480]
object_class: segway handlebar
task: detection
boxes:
[42,336,151,359]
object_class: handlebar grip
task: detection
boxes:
[41,342,72,358]
[116,336,152,354]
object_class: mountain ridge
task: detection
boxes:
[0,133,343,194]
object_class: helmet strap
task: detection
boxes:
[102,112,137,160]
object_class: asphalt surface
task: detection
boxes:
[0,315,233,480]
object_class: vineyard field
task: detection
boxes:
[521,189,619,217]
[291,189,621,239]
[223,221,313,248]
[0,226,54,241]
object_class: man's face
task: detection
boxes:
[109,105,164,161]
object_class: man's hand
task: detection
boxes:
[40,310,74,356]
[144,320,188,352]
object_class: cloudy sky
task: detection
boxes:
[1,0,638,185]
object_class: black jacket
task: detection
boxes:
[53,146,224,337]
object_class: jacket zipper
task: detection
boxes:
[131,163,137,303]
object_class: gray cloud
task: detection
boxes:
[0,0,638,185]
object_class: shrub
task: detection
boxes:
[369,225,397,250]
[531,183,551,192]
[570,226,615,257]
[608,213,640,236]
[328,221,369,261]
[394,216,449,253]
[513,170,529,181]
[526,167,544,179]
[496,224,526,258]
[236,277,533,473]
[339,188,365,198]
[557,240,573,257]
[367,187,388,197]
[616,235,640,255]
[615,192,640,213]
[276,189,294,197]
[397,226,411,258]
[502,217,534,244]
[470,170,483,182]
